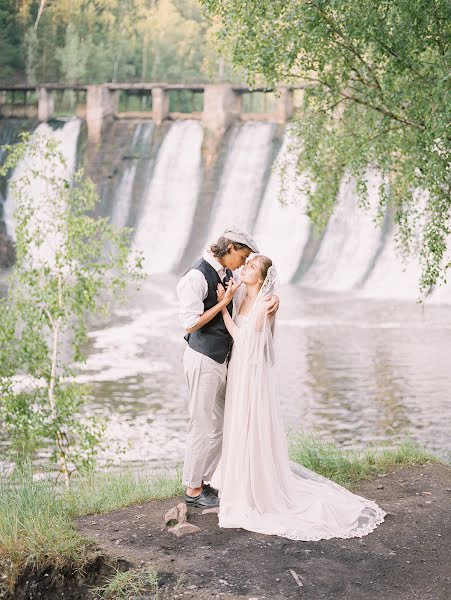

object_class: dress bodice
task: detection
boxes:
[235,312,249,326]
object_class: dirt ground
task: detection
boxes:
[74,463,451,600]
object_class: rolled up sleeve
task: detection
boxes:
[176,270,208,330]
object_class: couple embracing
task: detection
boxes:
[177,227,385,540]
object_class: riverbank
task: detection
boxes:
[1,437,450,599]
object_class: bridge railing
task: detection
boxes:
[0,82,310,141]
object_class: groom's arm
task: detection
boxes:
[176,270,231,334]
[186,298,231,334]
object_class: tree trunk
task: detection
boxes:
[34,0,47,31]
[48,273,70,487]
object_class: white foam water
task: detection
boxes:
[4,119,81,269]
[208,121,275,240]
[253,131,311,284]
[359,189,428,301]
[133,120,203,273]
[301,169,384,291]
[111,122,154,229]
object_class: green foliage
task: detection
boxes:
[0,132,144,483]
[202,0,451,293]
[4,0,234,84]
[0,0,24,79]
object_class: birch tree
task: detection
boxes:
[0,133,143,485]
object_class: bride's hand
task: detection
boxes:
[223,278,242,303]
[216,283,225,302]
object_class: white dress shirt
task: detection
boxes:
[177,250,232,330]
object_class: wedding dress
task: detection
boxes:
[213,265,386,540]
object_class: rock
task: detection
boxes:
[165,506,179,527]
[202,507,220,515]
[165,502,188,526]
[177,502,188,523]
[376,485,384,490]
[169,523,201,538]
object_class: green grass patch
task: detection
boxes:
[0,463,182,592]
[0,464,96,591]
[94,567,158,600]
[288,432,443,489]
[65,467,184,517]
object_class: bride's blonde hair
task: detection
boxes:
[251,255,273,287]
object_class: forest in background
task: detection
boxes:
[0,0,235,84]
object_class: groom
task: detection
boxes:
[177,227,279,508]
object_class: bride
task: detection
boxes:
[213,254,386,541]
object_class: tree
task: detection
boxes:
[0,132,143,485]
[0,0,24,80]
[201,0,451,293]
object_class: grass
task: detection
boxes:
[65,467,184,517]
[0,435,446,595]
[288,432,443,489]
[0,463,183,593]
[94,567,159,600]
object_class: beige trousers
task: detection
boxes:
[182,344,228,488]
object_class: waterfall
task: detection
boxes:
[359,234,422,300]
[1,116,449,303]
[133,120,203,274]
[111,123,154,229]
[4,119,81,268]
[253,132,311,284]
[359,189,428,300]
[300,169,384,291]
[207,122,275,241]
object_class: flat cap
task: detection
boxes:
[222,226,260,253]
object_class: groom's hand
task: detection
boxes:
[265,294,280,317]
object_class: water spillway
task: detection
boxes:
[252,131,311,285]
[111,122,154,230]
[207,121,276,241]
[3,119,81,270]
[300,169,385,292]
[0,116,448,301]
[133,120,203,274]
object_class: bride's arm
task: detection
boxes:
[221,307,237,339]
[217,283,238,339]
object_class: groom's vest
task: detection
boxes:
[183,258,233,364]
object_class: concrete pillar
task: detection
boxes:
[38,87,54,121]
[152,88,169,125]
[86,85,117,143]
[275,87,294,123]
[202,84,241,134]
